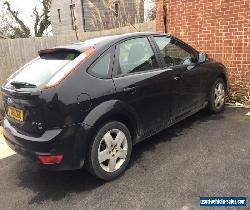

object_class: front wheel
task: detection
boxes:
[208,78,226,113]
[86,121,132,180]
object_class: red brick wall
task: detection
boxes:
[156,0,250,104]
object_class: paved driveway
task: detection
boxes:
[0,108,249,210]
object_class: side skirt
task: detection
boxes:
[135,102,208,144]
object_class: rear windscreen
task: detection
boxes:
[8,51,80,87]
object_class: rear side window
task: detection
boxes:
[8,51,80,87]
[88,52,111,78]
[153,36,196,67]
[116,37,159,75]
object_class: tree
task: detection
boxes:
[0,0,52,38]
[3,1,31,38]
[33,0,52,37]
[146,0,156,21]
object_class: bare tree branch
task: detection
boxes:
[3,1,31,38]
[1,0,52,38]
[33,7,40,37]
[36,0,52,37]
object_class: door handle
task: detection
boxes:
[173,75,183,81]
[123,86,136,94]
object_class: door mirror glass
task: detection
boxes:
[198,52,207,63]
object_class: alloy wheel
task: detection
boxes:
[98,129,128,172]
[214,82,225,110]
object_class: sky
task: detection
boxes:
[5,0,40,28]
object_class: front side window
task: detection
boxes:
[88,53,111,77]
[153,36,196,67]
[117,37,159,75]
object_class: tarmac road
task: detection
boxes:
[0,107,249,210]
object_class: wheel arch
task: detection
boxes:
[217,73,228,89]
[83,100,142,145]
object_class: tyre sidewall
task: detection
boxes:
[87,121,132,180]
[209,78,226,113]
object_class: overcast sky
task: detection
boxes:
[8,0,39,25]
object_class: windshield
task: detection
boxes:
[8,51,79,88]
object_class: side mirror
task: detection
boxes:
[198,52,207,63]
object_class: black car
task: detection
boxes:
[1,32,227,180]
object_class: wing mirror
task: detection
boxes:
[198,52,207,63]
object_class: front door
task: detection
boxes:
[112,36,172,138]
[152,36,203,119]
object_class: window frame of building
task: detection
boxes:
[57,9,62,23]
[114,3,119,17]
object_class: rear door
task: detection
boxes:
[112,36,172,138]
[152,36,205,119]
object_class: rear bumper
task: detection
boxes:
[2,118,90,170]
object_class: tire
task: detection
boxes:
[207,78,226,113]
[86,121,132,180]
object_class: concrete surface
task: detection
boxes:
[0,127,16,159]
[0,107,249,210]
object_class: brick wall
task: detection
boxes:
[156,0,250,104]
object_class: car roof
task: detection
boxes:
[53,32,170,53]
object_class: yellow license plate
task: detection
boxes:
[7,106,24,122]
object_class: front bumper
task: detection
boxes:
[2,118,90,170]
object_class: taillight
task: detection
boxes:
[45,47,96,89]
[38,155,64,164]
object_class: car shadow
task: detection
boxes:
[8,109,225,204]
[16,166,104,204]
[129,109,224,169]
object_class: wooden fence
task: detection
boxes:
[0,21,155,111]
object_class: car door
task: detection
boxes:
[152,36,205,120]
[112,36,172,139]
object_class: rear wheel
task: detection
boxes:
[86,121,132,180]
[208,78,226,113]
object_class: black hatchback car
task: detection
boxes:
[1,32,227,180]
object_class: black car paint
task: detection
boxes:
[1,32,227,170]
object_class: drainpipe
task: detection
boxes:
[163,1,167,33]
[71,0,79,40]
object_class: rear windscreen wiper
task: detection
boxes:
[10,81,37,89]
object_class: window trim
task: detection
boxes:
[87,46,115,79]
[151,35,199,68]
[114,3,119,17]
[112,36,162,78]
